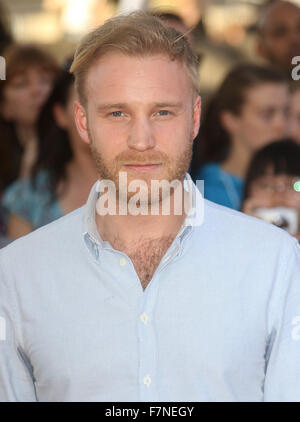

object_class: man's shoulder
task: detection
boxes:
[189,199,300,287]
[202,198,297,247]
[0,205,86,264]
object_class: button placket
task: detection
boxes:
[138,284,159,401]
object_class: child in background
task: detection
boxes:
[242,139,300,242]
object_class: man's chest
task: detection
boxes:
[25,281,266,402]
[115,236,175,289]
[18,247,270,401]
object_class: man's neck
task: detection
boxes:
[95,186,191,290]
[95,186,191,250]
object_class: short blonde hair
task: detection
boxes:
[70,11,200,106]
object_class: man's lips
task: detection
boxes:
[123,163,162,173]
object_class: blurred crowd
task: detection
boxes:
[0,0,300,247]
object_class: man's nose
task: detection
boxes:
[127,116,155,151]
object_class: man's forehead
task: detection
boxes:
[86,52,185,77]
[85,52,192,101]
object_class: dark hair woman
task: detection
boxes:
[191,63,289,210]
[2,70,98,239]
[0,44,59,194]
[242,139,300,242]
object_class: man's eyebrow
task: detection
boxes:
[153,102,183,108]
[96,103,127,112]
[96,102,184,112]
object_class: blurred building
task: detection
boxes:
[2,0,298,96]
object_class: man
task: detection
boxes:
[257,0,300,75]
[0,12,300,402]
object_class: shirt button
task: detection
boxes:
[140,312,148,324]
[120,257,126,266]
[143,375,151,387]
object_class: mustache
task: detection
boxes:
[115,150,170,165]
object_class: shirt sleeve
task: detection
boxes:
[0,255,37,401]
[263,237,300,401]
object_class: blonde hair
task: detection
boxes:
[70,11,200,105]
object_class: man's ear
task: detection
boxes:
[74,100,90,145]
[192,95,201,139]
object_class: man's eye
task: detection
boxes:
[157,110,170,116]
[111,111,124,117]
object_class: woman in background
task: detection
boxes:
[242,139,300,242]
[2,70,98,239]
[0,44,58,194]
[191,64,289,210]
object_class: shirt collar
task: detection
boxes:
[83,173,204,249]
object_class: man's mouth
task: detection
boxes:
[123,163,162,173]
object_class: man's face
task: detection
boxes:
[74,53,201,201]
[258,1,300,71]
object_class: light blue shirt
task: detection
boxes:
[0,174,300,402]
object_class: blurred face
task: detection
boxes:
[259,1,300,71]
[1,66,55,126]
[243,167,300,239]
[74,53,201,199]
[249,171,300,209]
[229,83,289,151]
[288,89,300,144]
